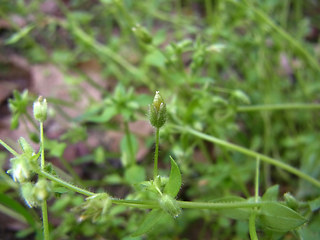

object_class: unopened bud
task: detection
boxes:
[284,192,299,210]
[132,24,152,44]
[159,194,181,218]
[78,193,112,222]
[8,155,33,183]
[33,96,47,122]
[34,179,51,201]
[21,183,39,208]
[149,91,167,128]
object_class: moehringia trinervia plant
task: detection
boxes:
[0,91,317,239]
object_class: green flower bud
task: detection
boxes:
[284,192,299,210]
[159,194,181,218]
[78,193,112,222]
[33,96,47,122]
[132,24,152,44]
[21,182,39,208]
[8,155,34,183]
[149,91,167,128]
[34,179,51,201]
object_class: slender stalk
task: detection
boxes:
[0,139,19,157]
[153,127,160,179]
[171,125,320,188]
[237,103,320,112]
[42,201,49,240]
[249,157,260,240]
[38,169,270,210]
[255,158,260,201]
[249,212,258,240]
[177,201,262,209]
[40,122,49,240]
[37,170,94,197]
[40,122,45,168]
[124,121,135,166]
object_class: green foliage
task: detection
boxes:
[163,157,181,198]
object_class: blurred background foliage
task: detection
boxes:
[0,0,320,239]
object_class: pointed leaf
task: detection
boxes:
[0,193,37,228]
[131,209,166,237]
[6,25,34,45]
[164,156,181,198]
[258,202,307,232]
[262,185,279,201]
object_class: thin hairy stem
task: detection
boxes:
[237,103,320,112]
[40,122,49,240]
[37,169,270,210]
[154,127,160,179]
[171,125,320,188]
[0,139,19,157]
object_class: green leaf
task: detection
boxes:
[94,146,105,164]
[262,185,279,201]
[45,139,67,158]
[6,25,34,45]
[0,193,37,229]
[131,209,166,237]
[164,156,181,198]
[124,165,146,184]
[86,106,117,123]
[210,196,251,220]
[258,202,307,232]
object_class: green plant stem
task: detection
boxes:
[249,212,258,240]
[255,158,260,201]
[0,139,19,157]
[124,121,135,166]
[153,127,160,179]
[37,170,94,197]
[37,169,269,210]
[237,103,320,112]
[170,125,320,188]
[249,157,260,240]
[40,122,45,168]
[42,201,49,240]
[40,122,49,240]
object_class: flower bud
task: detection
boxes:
[159,194,181,218]
[284,192,299,210]
[149,91,167,128]
[34,179,51,201]
[33,96,47,122]
[8,155,33,183]
[78,193,112,222]
[132,24,152,44]
[21,183,39,208]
